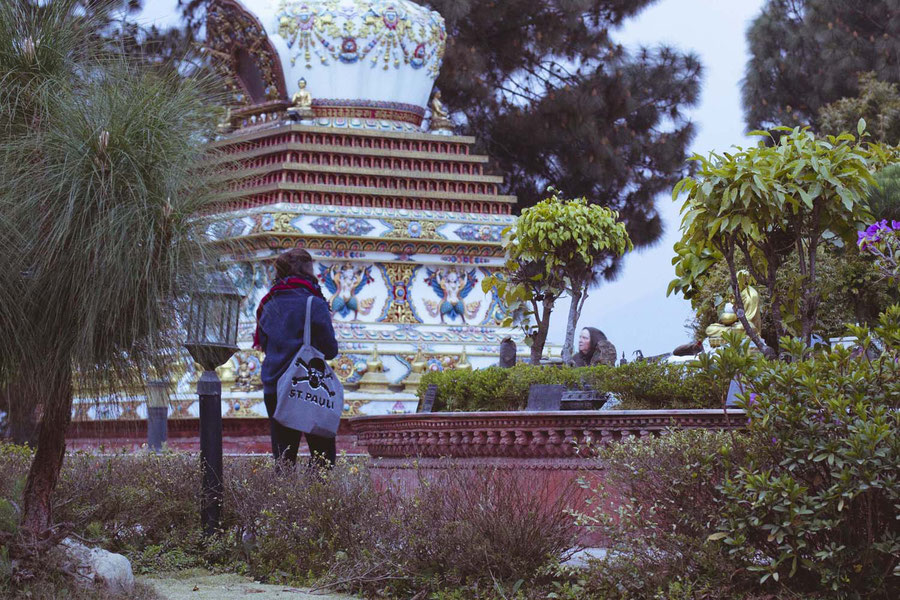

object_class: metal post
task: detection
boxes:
[198,370,223,536]
[146,380,169,452]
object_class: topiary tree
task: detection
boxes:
[483,190,632,364]
[670,125,894,355]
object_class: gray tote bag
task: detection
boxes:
[274,296,344,438]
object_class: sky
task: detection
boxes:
[138,0,767,359]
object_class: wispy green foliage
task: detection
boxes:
[867,164,900,222]
[742,0,900,132]
[0,0,227,534]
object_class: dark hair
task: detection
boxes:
[274,248,314,279]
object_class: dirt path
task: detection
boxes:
[141,570,360,600]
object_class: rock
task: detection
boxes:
[498,337,517,368]
[61,538,134,594]
[594,340,617,366]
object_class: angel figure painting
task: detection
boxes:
[320,264,376,320]
[423,267,480,323]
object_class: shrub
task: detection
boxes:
[576,429,750,598]
[710,309,900,598]
[418,362,717,411]
[55,451,201,553]
[222,456,385,585]
[0,450,579,598]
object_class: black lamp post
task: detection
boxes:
[183,272,241,536]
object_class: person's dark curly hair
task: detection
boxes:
[274,248,315,279]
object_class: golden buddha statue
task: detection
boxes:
[216,106,232,135]
[428,89,454,133]
[705,270,762,347]
[287,78,315,120]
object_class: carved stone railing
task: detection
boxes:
[350,409,745,459]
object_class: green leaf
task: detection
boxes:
[857,117,866,136]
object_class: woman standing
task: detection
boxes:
[254,248,339,467]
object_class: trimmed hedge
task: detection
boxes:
[416,361,717,411]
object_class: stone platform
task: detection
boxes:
[66,418,365,456]
[65,409,745,545]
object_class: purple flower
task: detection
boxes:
[771,436,778,445]
[892,220,900,231]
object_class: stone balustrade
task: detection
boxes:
[350,409,745,460]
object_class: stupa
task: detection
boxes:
[187,0,528,417]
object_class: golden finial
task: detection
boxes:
[456,346,472,371]
[366,344,384,373]
[411,346,427,373]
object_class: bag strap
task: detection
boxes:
[304,295,314,348]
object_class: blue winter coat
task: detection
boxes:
[258,289,338,396]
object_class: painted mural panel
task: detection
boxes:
[408,266,490,325]
[317,262,389,321]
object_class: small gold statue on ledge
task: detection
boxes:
[428,89,454,134]
[216,106,233,135]
[705,270,762,348]
[287,78,315,121]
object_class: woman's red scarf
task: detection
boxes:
[253,276,326,350]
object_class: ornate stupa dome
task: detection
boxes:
[206,0,446,131]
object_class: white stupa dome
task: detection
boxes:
[207,0,446,128]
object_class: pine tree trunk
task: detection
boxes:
[4,380,39,446]
[561,283,583,364]
[21,368,73,539]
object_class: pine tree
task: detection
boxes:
[743,0,900,131]
[429,0,701,258]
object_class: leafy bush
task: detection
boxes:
[320,465,579,598]
[710,309,900,598]
[418,361,717,411]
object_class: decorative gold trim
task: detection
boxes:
[209,122,477,147]
[214,236,504,260]
[210,162,505,185]
[216,182,517,204]
[209,142,491,166]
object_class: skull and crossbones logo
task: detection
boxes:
[291,356,336,397]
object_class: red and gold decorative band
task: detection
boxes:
[311,99,426,126]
